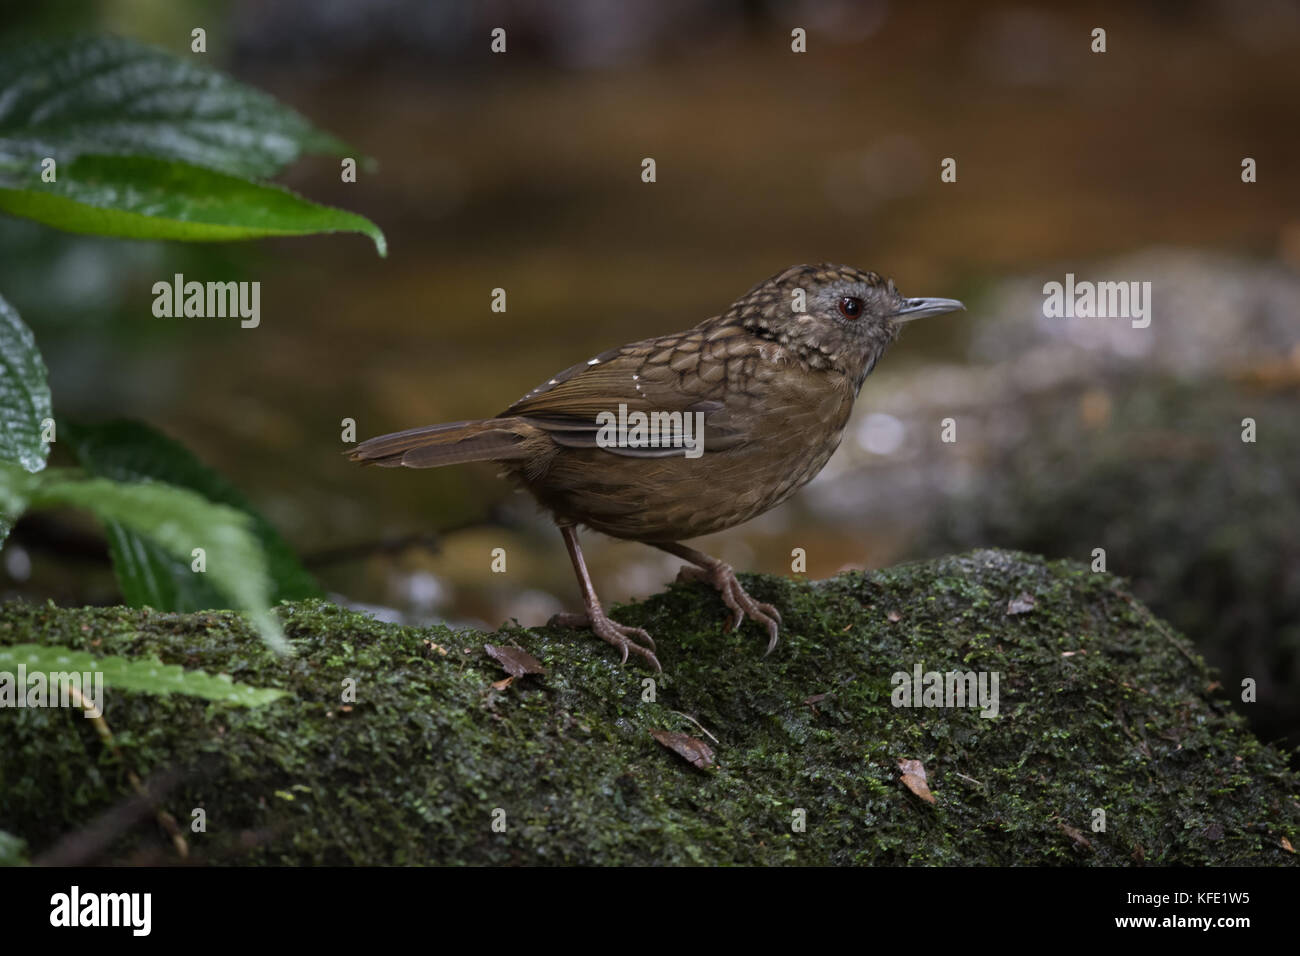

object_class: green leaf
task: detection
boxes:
[0,34,352,180]
[0,292,52,473]
[0,644,288,706]
[0,464,288,654]
[63,419,323,608]
[0,291,52,545]
[0,154,386,255]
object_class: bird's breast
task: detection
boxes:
[512,356,858,542]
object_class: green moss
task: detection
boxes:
[1,549,1296,865]
[926,380,1300,753]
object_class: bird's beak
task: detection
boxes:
[889,297,965,324]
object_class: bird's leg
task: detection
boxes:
[654,542,782,654]
[550,525,661,672]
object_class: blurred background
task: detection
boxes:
[1,0,1297,752]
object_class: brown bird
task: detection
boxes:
[349,264,963,671]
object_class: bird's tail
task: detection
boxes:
[347,418,533,469]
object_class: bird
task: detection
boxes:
[349,263,964,671]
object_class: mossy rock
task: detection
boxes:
[925,380,1300,755]
[1,549,1296,865]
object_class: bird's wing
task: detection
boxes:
[501,325,757,457]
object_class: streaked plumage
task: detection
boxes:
[350,263,963,670]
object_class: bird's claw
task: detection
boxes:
[677,563,782,654]
[549,610,661,672]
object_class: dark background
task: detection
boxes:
[2,1,1297,751]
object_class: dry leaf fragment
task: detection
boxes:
[1007,592,1036,615]
[1282,837,1295,854]
[1058,821,1092,849]
[484,643,546,678]
[887,610,902,622]
[651,729,716,770]
[898,758,935,804]
[491,676,514,691]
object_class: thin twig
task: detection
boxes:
[1118,590,1201,666]
[669,710,719,744]
[67,685,189,860]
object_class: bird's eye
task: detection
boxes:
[838,296,863,319]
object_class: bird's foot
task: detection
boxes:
[677,562,782,654]
[549,610,661,672]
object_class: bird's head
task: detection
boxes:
[725,263,964,386]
